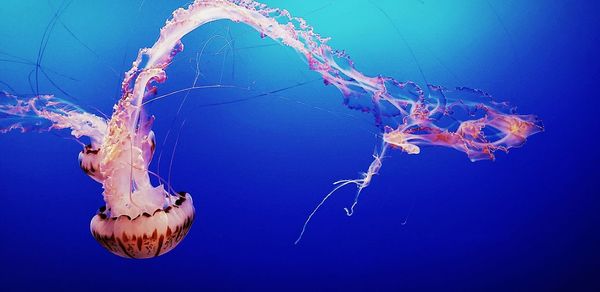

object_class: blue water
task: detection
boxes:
[0,0,598,291]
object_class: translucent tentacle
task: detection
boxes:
[0,92,107,147]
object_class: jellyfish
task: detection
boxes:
[0,91,195,258]
[0,0,543,258]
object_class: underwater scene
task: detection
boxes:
[0,0,598,291]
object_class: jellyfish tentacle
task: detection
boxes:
[167,120,186,192]
[344,144,387,217]
[294,179,357,245]
[295,143,388,244]
[156,35,225,182]
[0,93,107,145]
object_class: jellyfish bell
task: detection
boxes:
[90,192,194,259]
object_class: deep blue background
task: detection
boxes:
[0,0,598,291]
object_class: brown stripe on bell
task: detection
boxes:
[90,192,194,259]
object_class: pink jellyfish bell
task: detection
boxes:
[90,191,194,259]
